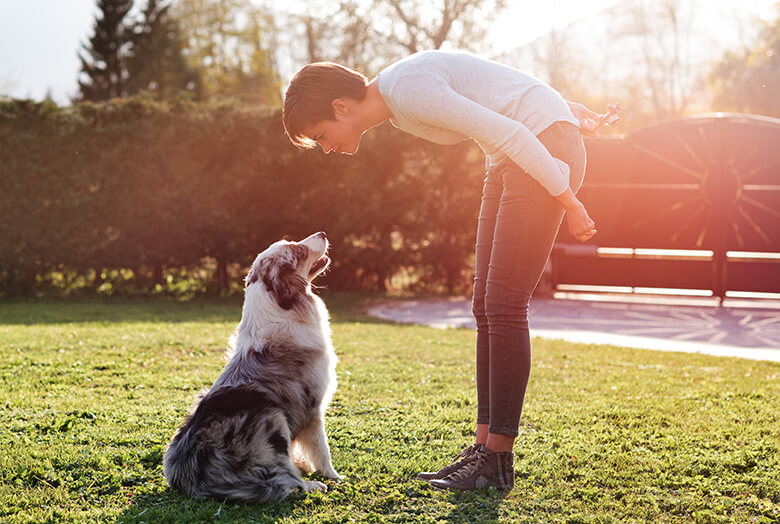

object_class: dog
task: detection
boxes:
[163,232,341,503]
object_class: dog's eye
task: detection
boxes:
[294,245,308,259]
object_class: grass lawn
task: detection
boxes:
[0,294,778,523]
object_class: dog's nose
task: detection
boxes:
[315,231,327,240]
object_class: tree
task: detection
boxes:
[124,0,201,100]
[368,0,506,53]
[173,0,282,105]
[710,9,780,117]
[285,0,507,75]
[609,0,705,122]
[525,28,594,100]
[235,10,283,105]
[0,76,18,98]
[77,0,133,101]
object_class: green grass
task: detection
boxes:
[0,295,778,523]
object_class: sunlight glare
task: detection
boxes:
[727,251,780,260]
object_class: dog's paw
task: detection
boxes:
[321,467,343,481]
[303,480,328,493]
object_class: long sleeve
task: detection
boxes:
[388,75,571,196]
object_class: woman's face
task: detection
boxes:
[303,99,363,155]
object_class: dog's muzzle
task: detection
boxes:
[303,232,329,277]
[309,255,329,276]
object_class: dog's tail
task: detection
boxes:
[204,470,305,504]
[163,428,304,503]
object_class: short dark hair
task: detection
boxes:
[283,62,368,148]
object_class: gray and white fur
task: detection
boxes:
[163,232,341,503]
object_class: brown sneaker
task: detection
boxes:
[416,443,484,481]
[428,447,514,490]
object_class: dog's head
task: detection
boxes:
[244,232,330,310]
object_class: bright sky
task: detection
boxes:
[0,0,775,105]
[490,0,620,54]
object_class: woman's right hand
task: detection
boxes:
[554,187,597,242]
[565,201,597,242]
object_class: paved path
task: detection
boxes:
[367,295,780,362]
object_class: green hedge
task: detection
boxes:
[0,96,484,296]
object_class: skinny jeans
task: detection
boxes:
[472,121,586,437]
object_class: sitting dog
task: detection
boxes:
[163,232,340,503]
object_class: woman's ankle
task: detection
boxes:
[475,424,489,445]
[485,432,515,453]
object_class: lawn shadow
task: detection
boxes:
[112,473,512,522]
[114,486,310,523]
[440,486,511,522]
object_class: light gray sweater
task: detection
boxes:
[377,50,580,196]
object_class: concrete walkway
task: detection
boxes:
[367,294,780,363]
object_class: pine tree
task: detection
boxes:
[77,0,133,101]
[125,0,200,100]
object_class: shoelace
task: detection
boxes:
[454,444,479,462]
[448,444,479,465]
[444,448,487,483]
[433,445,474,476]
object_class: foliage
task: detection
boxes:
[710,8,780,118]
[285,0,506,76]
[0,297,777,522]
[374,0,506,52]
[78,0,275,103]
[0,96,484,296]
[613,0,702,121]
[496,0,775,132]
[124,0,201,100]
[172,0,281,104]
[77,0,134,101]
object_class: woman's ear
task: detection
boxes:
[331,98,348,117]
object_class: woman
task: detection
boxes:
[283,50,600,491]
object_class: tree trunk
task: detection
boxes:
[217,256,229,293]
[153,264,164,287]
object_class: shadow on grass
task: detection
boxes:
[114,483,511,523]
[114,489,302,523]
[440,487,511,522]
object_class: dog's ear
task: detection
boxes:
[245,264,260,288]
[246,257,273,289]
[263,263,307,310]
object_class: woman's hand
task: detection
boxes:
[566,101,602,138]
[568,101,623,137]
[565,201,597,242]
[554,187,597,242]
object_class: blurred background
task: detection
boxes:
[2,0,778,125]
[0,0,778,299]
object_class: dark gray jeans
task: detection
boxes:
[472,122,586,437]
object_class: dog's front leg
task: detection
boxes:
[290,440,315,473]
[294,417,341,480]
